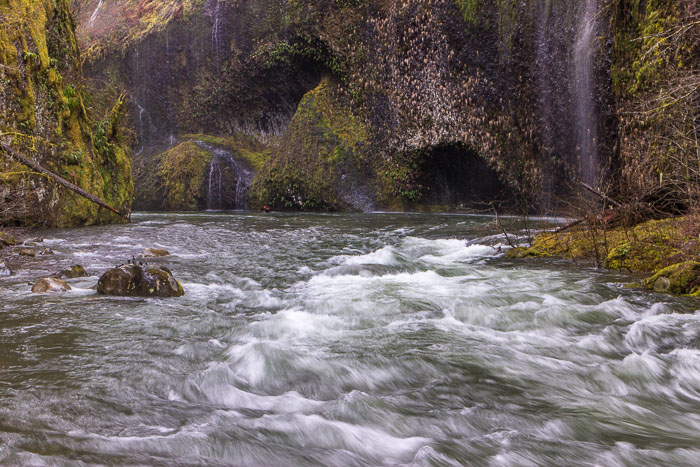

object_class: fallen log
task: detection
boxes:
[1,143,127,218]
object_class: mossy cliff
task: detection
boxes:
[73,0,697,213]
[0,0,132,227]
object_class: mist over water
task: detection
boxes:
[1,213,699,465]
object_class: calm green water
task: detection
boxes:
[1,212,699,466]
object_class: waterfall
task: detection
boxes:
[89,0,104,26]
[197,142,255,210]
[213,0,222,61]
[573,0,599,186]
[134,101,156,156]
[206,0,224,62]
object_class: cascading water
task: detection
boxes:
[573,0,600,186]
[197,142,254,210]
[134,102,156,156]
[206,0,224,62]
[88,0,104,26]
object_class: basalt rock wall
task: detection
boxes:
[74,0,697,212]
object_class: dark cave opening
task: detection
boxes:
[417,143,514,210]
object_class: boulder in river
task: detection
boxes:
[57,265,88,279]
[0,261,12,277]
[0,232,16,247]
[97,264,184,297]
[142,248,170,257]
[39,248,55,255]
[32,277,71,294]
[19,249,36,257]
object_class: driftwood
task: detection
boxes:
[1,143,127,218]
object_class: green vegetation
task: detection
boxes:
[250,76,371,211]
[509,217,700,297]
[1,0,132,227]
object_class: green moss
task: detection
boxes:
[520,218,695,273]
[1,0,133,228]
[158,142,213,211]
[250,76,371,211]
[180,133,270,171]
[644,262,700,296]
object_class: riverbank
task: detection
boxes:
[507,216,700,297]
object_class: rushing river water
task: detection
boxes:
[1,212,699,466]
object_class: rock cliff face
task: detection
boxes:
[0,0,133,227]
[71,0,698,213]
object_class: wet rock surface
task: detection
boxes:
[0,261,11,277]
[57,265,89,279]
[0,232,16,247]
[32,277,71,294]
[142,248,170,258]
[97,264,184,297]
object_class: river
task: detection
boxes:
[1,212,699,465]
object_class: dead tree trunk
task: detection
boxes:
[1,143,127,218]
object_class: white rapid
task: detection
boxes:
[1,213,699,465]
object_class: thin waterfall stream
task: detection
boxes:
[573,0,600,186]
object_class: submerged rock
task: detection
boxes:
[32,277,71,294]
[142,248,170,257]
[57,265,88,279]
[0,232,16,247]
[97,264,184,297]
[0,261,12,277]
[19,249,36,257]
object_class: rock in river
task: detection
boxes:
[0,232,16,247]
[32,277,71,294]
[19,249,36,257]
[57,265,88,279]
[0,261,12,277]
[97,264,184,297]
[142,248,171,257]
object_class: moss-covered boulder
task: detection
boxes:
[251,76,373,211]
[97,264,184,297]
[644,262,700,297]
[133,137,262,211]
[505,246,550,259]
[0,232,17,247]
[57,264,88,279]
